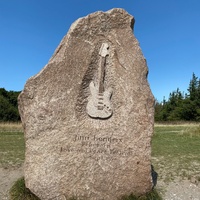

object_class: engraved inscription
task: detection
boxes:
[74,135,122,143]
[60,134,134,159]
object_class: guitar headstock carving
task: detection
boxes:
[99,43,109,57]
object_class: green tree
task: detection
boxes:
[155,73,200,122]
[188,73,198,101]
[0,88,21,122]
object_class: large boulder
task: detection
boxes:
[18,8,155,200]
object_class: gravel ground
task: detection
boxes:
[164,180,200,200]
[0,166,200,200]
[0,167,23,200]
[157,178,200,200]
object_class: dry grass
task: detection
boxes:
[0,122,23,132]
[10,177,40,200]
[154,122,200,127]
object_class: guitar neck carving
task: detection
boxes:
[86,43,113,119]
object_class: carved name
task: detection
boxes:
[59,134,133,158]
[74,135,123,143]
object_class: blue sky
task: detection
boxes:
[0,0,200,102]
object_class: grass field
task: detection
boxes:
[0,123,200,179]
[0,123,24,168]
[152,123,200,182]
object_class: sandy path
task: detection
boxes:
[157,179,200,200]
[0,167,23,200]
[163,180,200,200]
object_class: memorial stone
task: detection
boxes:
[18,8,155,200]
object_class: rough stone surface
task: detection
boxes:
[18,8,155,200]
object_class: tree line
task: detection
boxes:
[1,73,200,122]
[0,88,21,122]
[155,73,200,122]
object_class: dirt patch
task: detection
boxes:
[0,166,23,200]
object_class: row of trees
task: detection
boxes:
[0,88,21,122]
[155,73,200,121]
[0,73,200,122]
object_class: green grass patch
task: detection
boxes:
[152,126,200,156]
[0,131,25,168]
[9,177,40,200]
[120,189,162,200]
[152,125,200,181]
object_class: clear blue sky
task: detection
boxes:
[0,0,200,102]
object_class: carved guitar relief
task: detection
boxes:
[86,43,113,119]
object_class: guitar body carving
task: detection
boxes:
[86,43,113,119]
[86,81,113,119]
